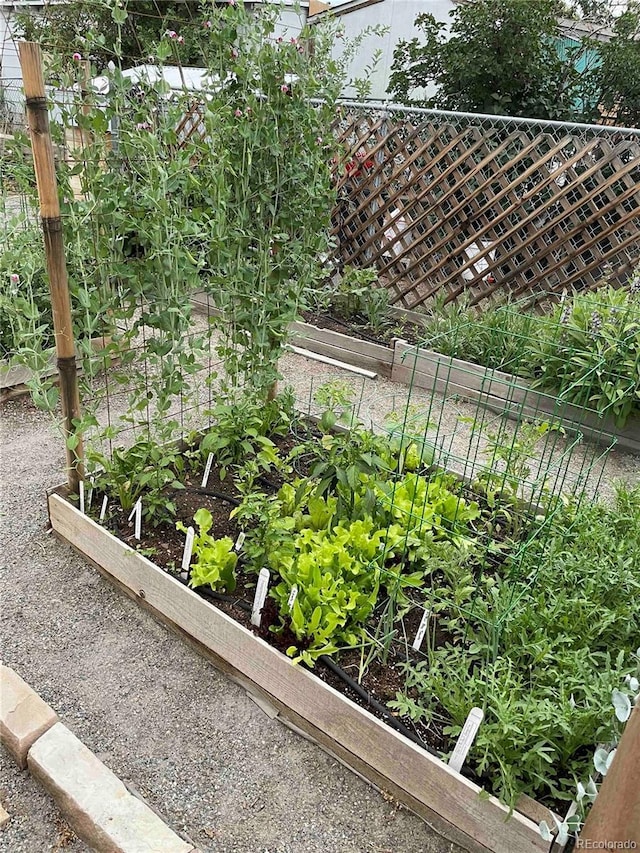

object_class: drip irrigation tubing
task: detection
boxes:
[318,654,436,755]
[178,580,436,756]
[186,486,241,506]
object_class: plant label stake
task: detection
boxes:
[79,480,85,514]
[234,531,245,552]
[99,495,108,522]
[412,607,431,651]
[134,501,142,540]
[201,453,214,488]
[251,568,270,627]
[86,478,93,511]
[448,707,484,773]
[181,526,195,579]
[128,498,142,540]
[288,584,298,610]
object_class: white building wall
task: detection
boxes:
[325,0,454,102]
[1,3,26,125]
[271,3,308,39]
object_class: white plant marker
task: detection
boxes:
[448,707,484,773]
[128,498,142,540]
[79,480,85,514]
[99,495,108,522]
[181,525,195,579]
[234,531,245,552]
[287,584,298,610]
[412,608,430,651]
[201,453,214,488]
[134,500,142,540]
[251,568,271,627]
[86,479,94,511]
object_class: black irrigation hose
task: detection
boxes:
[186,487,241,507]
[318,654,438,756]
[176,576,251,612]
[181,582,436,757]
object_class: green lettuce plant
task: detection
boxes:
[374,472,480,546]
[269,519,386,665]
[180,508,238,593]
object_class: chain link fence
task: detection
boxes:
[332,102,640,310]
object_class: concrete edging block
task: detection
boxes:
[27,722,193,853]
[0,665,59,769]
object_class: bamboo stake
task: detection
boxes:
[579,702,640,847]
[19,41,84,492]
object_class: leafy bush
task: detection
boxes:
[418,297,537,372]
[529,285,640,427]
[0,215,111,358]
[392,483,640,807]
[322,266,391,333]
[89,437,185,523]
[419,278,640,426]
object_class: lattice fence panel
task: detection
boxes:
[332,106,640,310]
[176,100,640,310]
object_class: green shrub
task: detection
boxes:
[529,284,640,427]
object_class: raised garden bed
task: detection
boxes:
[48,487,558,853]
[192,292,638,453]
[390,343,640,455]
[219,300,638,455]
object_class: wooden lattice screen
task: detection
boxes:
[176,101,640,310]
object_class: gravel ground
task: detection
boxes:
[0,388,465,852]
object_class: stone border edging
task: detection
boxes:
[0,665,201,853]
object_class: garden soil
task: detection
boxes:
[1,348,638,853]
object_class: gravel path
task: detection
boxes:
[0,390,464,852]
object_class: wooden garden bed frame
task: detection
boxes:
[284,315,638,455]
[48,489,563,853]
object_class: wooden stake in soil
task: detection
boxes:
[579,702,640,847]
[19,41,84,492]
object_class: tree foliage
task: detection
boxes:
[13,1,203,69]
[589,9,640,127]
[388,0,640,127]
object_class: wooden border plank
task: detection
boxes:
[393,343,640,453]
[289,322,393,362]
[289,325,393,376]
[286,345,378,379]
[48,493,549,853]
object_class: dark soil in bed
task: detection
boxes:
[300,310,425,346]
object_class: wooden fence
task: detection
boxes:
[176,100,640,311]
[332,104,640,310]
